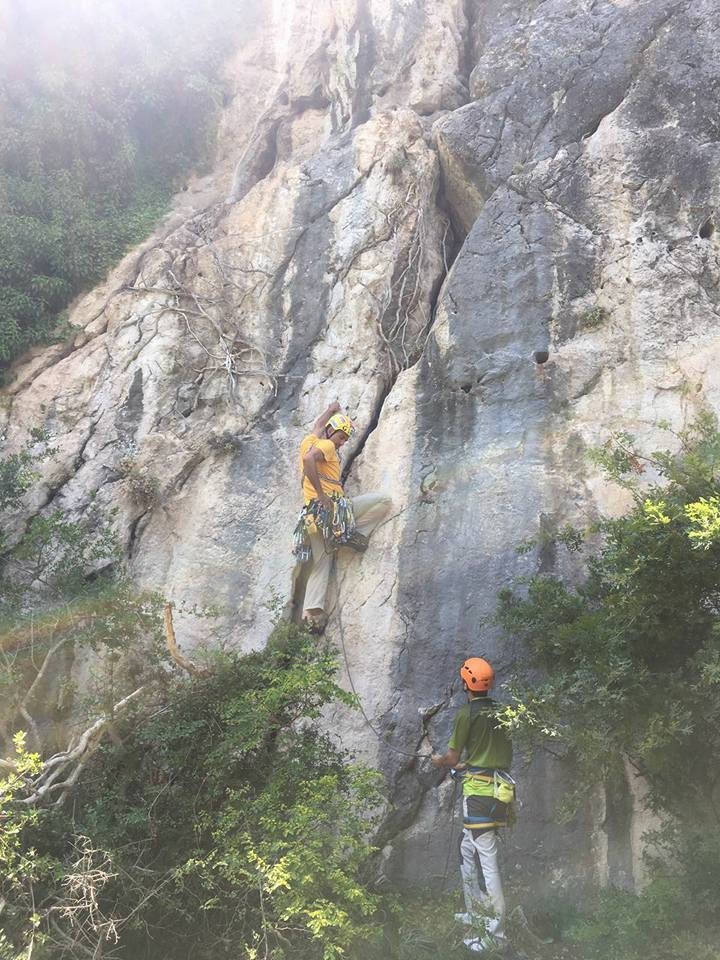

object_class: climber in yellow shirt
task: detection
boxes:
[296,401,392,633]
[299,402,348,511]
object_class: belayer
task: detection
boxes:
[293,401,391,633]
[432,657,515,954]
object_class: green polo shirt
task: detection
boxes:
[448,697,512,797]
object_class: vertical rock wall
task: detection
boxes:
[3,0,720,888]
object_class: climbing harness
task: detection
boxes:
[462,793,513,832]
[292,495,357,562]
[450,766,516,831]
[462,767,517,804]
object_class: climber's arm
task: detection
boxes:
[311,401,341,437]
[432,708,467,769]
[302,447,334,510]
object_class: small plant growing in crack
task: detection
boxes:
[117,455,160,506]
[383,147,407,178]
[578,305,609,330]
[208,431,245,453]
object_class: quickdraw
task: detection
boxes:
[292,495,357,563]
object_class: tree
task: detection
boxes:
[0,0,244,367]
[495,413,720,958]
[498,413,720,817]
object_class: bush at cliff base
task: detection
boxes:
[497,411,720,959]
[0,623,392,959]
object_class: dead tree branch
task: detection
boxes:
[163,603,209,678]
[14,687,145,807]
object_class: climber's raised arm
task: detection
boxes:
[311,400,341,437]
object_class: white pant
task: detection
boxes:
[303,491,392,614]
[460,802,506,938]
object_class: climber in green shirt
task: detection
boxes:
[432,657,514,954]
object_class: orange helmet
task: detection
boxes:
[460,657,494,692]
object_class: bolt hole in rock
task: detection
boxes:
[699,217,715,239]
[533,350,550,364]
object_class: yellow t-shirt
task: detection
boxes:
[299,434,344,504]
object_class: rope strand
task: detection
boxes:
[330,563,432,759]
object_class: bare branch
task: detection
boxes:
[58,835,120,945]
[163,603,209,678]
[22,635,74,712]
[18,687,145,806]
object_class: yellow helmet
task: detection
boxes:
[326,414,355,438]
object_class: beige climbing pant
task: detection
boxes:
[303,491,392,614]
[460,808,506,939]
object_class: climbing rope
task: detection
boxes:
[323,564,555,950]
[441,775,459,887]
[507,905,554,948]
[330,562,434,759]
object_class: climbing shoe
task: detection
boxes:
[463,935,497,954]
[343,530,369,553]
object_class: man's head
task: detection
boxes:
[460,657,494,697]
[325,413,355,448]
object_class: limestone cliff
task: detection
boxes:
[4,0,720,890]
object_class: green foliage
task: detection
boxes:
[0,733,42,871]
[354,892,476,960]
[555,830,720,960]
[0,630,385,959]
[0,0,244,367]
[0,430,116,609]
[0,733,48,955]
[0,438,391,958]
[0,432,163,734]
[0,428,55,514]
[495,414,720,959]
[0,432,168,940]
[3,502,119,608]
[498,414,720,818]
[520,867,720,960]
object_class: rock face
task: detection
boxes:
[4,0,720,890]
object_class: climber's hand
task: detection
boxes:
[431,748,460,769]
[328,400,341,415]
[320,495,334,513]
